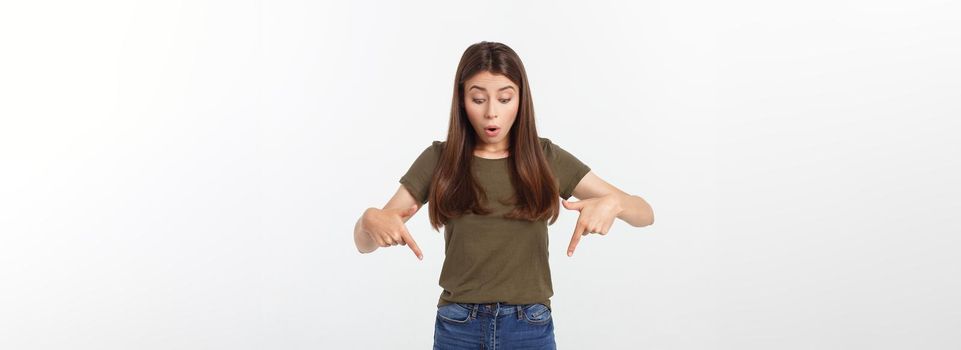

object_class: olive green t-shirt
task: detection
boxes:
[399,137,591,311]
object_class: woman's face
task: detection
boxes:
[463,71,519,149]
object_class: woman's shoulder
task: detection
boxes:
[537,136,556,155]
[414,140,444,160]
[428,140,446,153]
[406,140,445,164]
[537,137,585,166]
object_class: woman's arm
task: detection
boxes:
[355,184,424,257]
[562,171,654,257]
[571,171,654,227]
[613,194,655,227]
[354,213,379,254]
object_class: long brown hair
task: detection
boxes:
[427,41,560,230]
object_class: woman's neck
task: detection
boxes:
[474,142,510,158]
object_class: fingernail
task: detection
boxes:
[567,251,573,257]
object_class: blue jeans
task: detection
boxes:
[433,302,556,350]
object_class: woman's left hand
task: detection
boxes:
[562,194,624,257]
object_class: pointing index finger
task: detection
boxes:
[568,222,586,257]
[400,229,423,260]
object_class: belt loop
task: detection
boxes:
[517,304,523,320]
[470,304,478,320]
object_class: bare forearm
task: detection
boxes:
[354,209,379,254]
[615,194,654,227]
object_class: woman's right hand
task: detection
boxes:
[361,205,423,260]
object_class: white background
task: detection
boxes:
[1,0,959,349]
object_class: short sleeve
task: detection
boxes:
[541,138,591,200]
[399,140,443,205]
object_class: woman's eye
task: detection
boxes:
[499,98,511,104]
[473,99,485,104]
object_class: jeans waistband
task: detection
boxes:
[456,302,528,318]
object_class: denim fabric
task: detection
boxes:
[433,302,556,350]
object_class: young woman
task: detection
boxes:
[354,41,654,349]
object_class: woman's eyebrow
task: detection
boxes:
[468,85,516,92]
